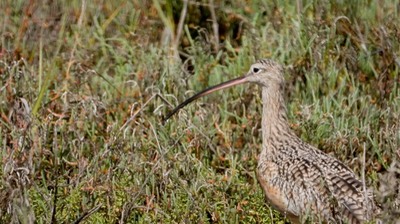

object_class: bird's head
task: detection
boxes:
[245,59,284,88]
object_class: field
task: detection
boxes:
[0,0,399,223]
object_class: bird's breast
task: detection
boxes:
[257,161,300,219]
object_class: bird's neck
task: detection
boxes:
[261,85,291,153]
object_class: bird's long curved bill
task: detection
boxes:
[163,76,248,123]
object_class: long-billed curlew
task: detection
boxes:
[164,59,375,223]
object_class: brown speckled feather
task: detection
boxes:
[253,59,375,223]
[164,59,376,223]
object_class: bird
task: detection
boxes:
[163,59,376,223]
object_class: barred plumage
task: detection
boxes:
[164,59,376,223]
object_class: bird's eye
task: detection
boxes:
[252,67,261,73]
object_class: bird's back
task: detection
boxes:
[257,134,375,223]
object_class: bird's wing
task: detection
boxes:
[281,145,374,224]
[307,145,374,223]
[282,156,339,222]
[323,158,374,223]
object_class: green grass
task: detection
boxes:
[0,0,399,223]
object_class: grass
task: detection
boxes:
[0,0,399,223]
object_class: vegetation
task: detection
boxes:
[0,0,399,223]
